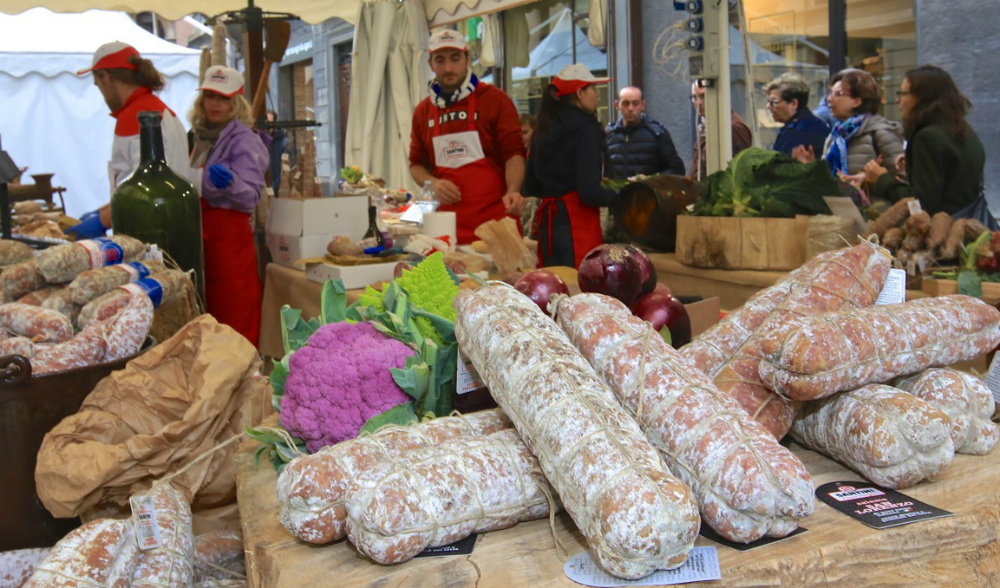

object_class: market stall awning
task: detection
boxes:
[3,0,541,26]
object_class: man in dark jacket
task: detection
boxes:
[604,86,685,179]
[765,73,830,157]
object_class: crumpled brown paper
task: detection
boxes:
[34,315,273,519]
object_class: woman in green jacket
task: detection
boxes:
[864,65,987,218]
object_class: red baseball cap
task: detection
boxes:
[551,64,610,98]
[77,41,140,75]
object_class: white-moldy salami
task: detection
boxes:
[894,368,999,455]
[36,235,147,283]
[77,269,192,328]
[16,285,62,306]
[30,329,107,375]
[454,284,700,580]
[23,518,139,588]
[277,408,512,544]
[705,241,893,439]
[1,259,47,300]
[346,429,552,565]
[554,293,814,543]
[97,293,154,362]
[0,336,35,358]
[68,259,167,304]
[758,295,1000,402]
[194,530,245,582]
[0,238,33,266]
[131,484,195,588]
[790,384,955,489]
[0,302,73,342]
[41,287,82,324]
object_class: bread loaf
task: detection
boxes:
[346,429,551,564]
[555,293,814,543]
[23,518,139,587]
[894,368,999,455]
[131,484,195,588]
[790,384,955,489]
[277,408,512,544]
[455,284,700,579]
[758,295,1000,401]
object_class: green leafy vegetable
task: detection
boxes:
[692,148,839,218]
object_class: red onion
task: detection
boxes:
[630,290,691,348]
[577,244,658,306]
[515,270,570,316]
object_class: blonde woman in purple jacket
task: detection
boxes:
[189,65,270,346]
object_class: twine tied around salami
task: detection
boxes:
[36,235,147,283]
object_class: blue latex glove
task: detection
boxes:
[208,164,234,189]
[64,212,107,240]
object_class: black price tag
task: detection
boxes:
[816,481,952,530]
[699,524,807,551]
[413,533,478,559]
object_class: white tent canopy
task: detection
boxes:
[0,8,201,217]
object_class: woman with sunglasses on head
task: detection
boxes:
[863,65,990,222]
[188,65,270,346]
[524,64,617,268]
[793,68,904,186]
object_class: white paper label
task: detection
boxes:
[76,239,105,270]
[564,547,721,587]
[907,200,923,216]
[984,353,1000,405]
[456,347,485,395]
[906,260,917,276]
[130,495,162,550]
[875,269,907,305]
[145,245,165,264]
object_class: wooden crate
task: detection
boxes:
[922,278,1000,302]
[675,215,809,271]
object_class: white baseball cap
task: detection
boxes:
[76,41,140,75]
[429,29,467,53]
[551,64,610,97]
[198,65,245,98]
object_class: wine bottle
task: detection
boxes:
[111,111,205,302]
[363,205,386,248]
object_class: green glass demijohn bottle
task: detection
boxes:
[111,110,205,302]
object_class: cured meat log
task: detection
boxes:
[23,519,139,587]
[346,429,551,565]
[276,409,511,544]
[455,284,699,580]
[701,241,892,438]
[758,295,1000,401]
[790,384,955,489]
[131,484,195,588]
[895,368,999,455]
[0,302,73,343]
[554,293,814,543]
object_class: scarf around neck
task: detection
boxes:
[429,69,479,109]
[190,121,226,168]
[825,113,870,176]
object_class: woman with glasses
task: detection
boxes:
[793,68,904,186]
[863,65,990,222]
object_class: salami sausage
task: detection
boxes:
[790,384,954,489]
[194,530,245,582]
[23,518,139,587]
[277,408,512,544]
[757,295,1000,401]
[68,259,166,305]
[0,238,33,266]
[30,329,107,375]
[455,284,700,579]
[131,484,195,588]
[0,302,73,342]
[16,285,62,306]
[77,269,192,328]
[555,293,814,543]
[95,293,155,362]
[894,368,999,455]
[1,259,47,300]
[0,336,35,358]
[346,429,551,565]
[36,235,147,283]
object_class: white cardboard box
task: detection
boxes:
[305,260,398,289]
[265,196,368,268]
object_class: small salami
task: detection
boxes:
[98,294,154,362]
[41,287,82,324]
[35,235,147,283]
[68,259,166,304]
[0,239,34,266]
[77,269,191,328]
[1,259,47,300]
[17,285,63,307]
[0,336,36,358]
[0,302,74,342]
[29,329,107,375]
[894,368,999,455]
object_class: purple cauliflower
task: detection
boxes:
[280,321,413,452]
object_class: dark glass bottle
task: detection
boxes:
[111,111,205,302]
[363,205,386,248]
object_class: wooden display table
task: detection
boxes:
[235,437,1000,587]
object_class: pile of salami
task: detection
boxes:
[273,240,1000,580]
[0,236,193,375]
[21,484,248,587]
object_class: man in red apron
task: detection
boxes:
[409,30,526,245]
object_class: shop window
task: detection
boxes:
[845,0,915,122]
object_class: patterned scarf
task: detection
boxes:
[429,69,479,109]
[824,113,870,176]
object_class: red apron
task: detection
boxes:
[536,191,603,268]
[431,92,513,245]
[201,199,262,346]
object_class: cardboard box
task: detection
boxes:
[675,215,809,271]
[265,196,368,268]
[304,260,398,289]
[686,296,721,338]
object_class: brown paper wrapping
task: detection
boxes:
[34,315,273,519]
